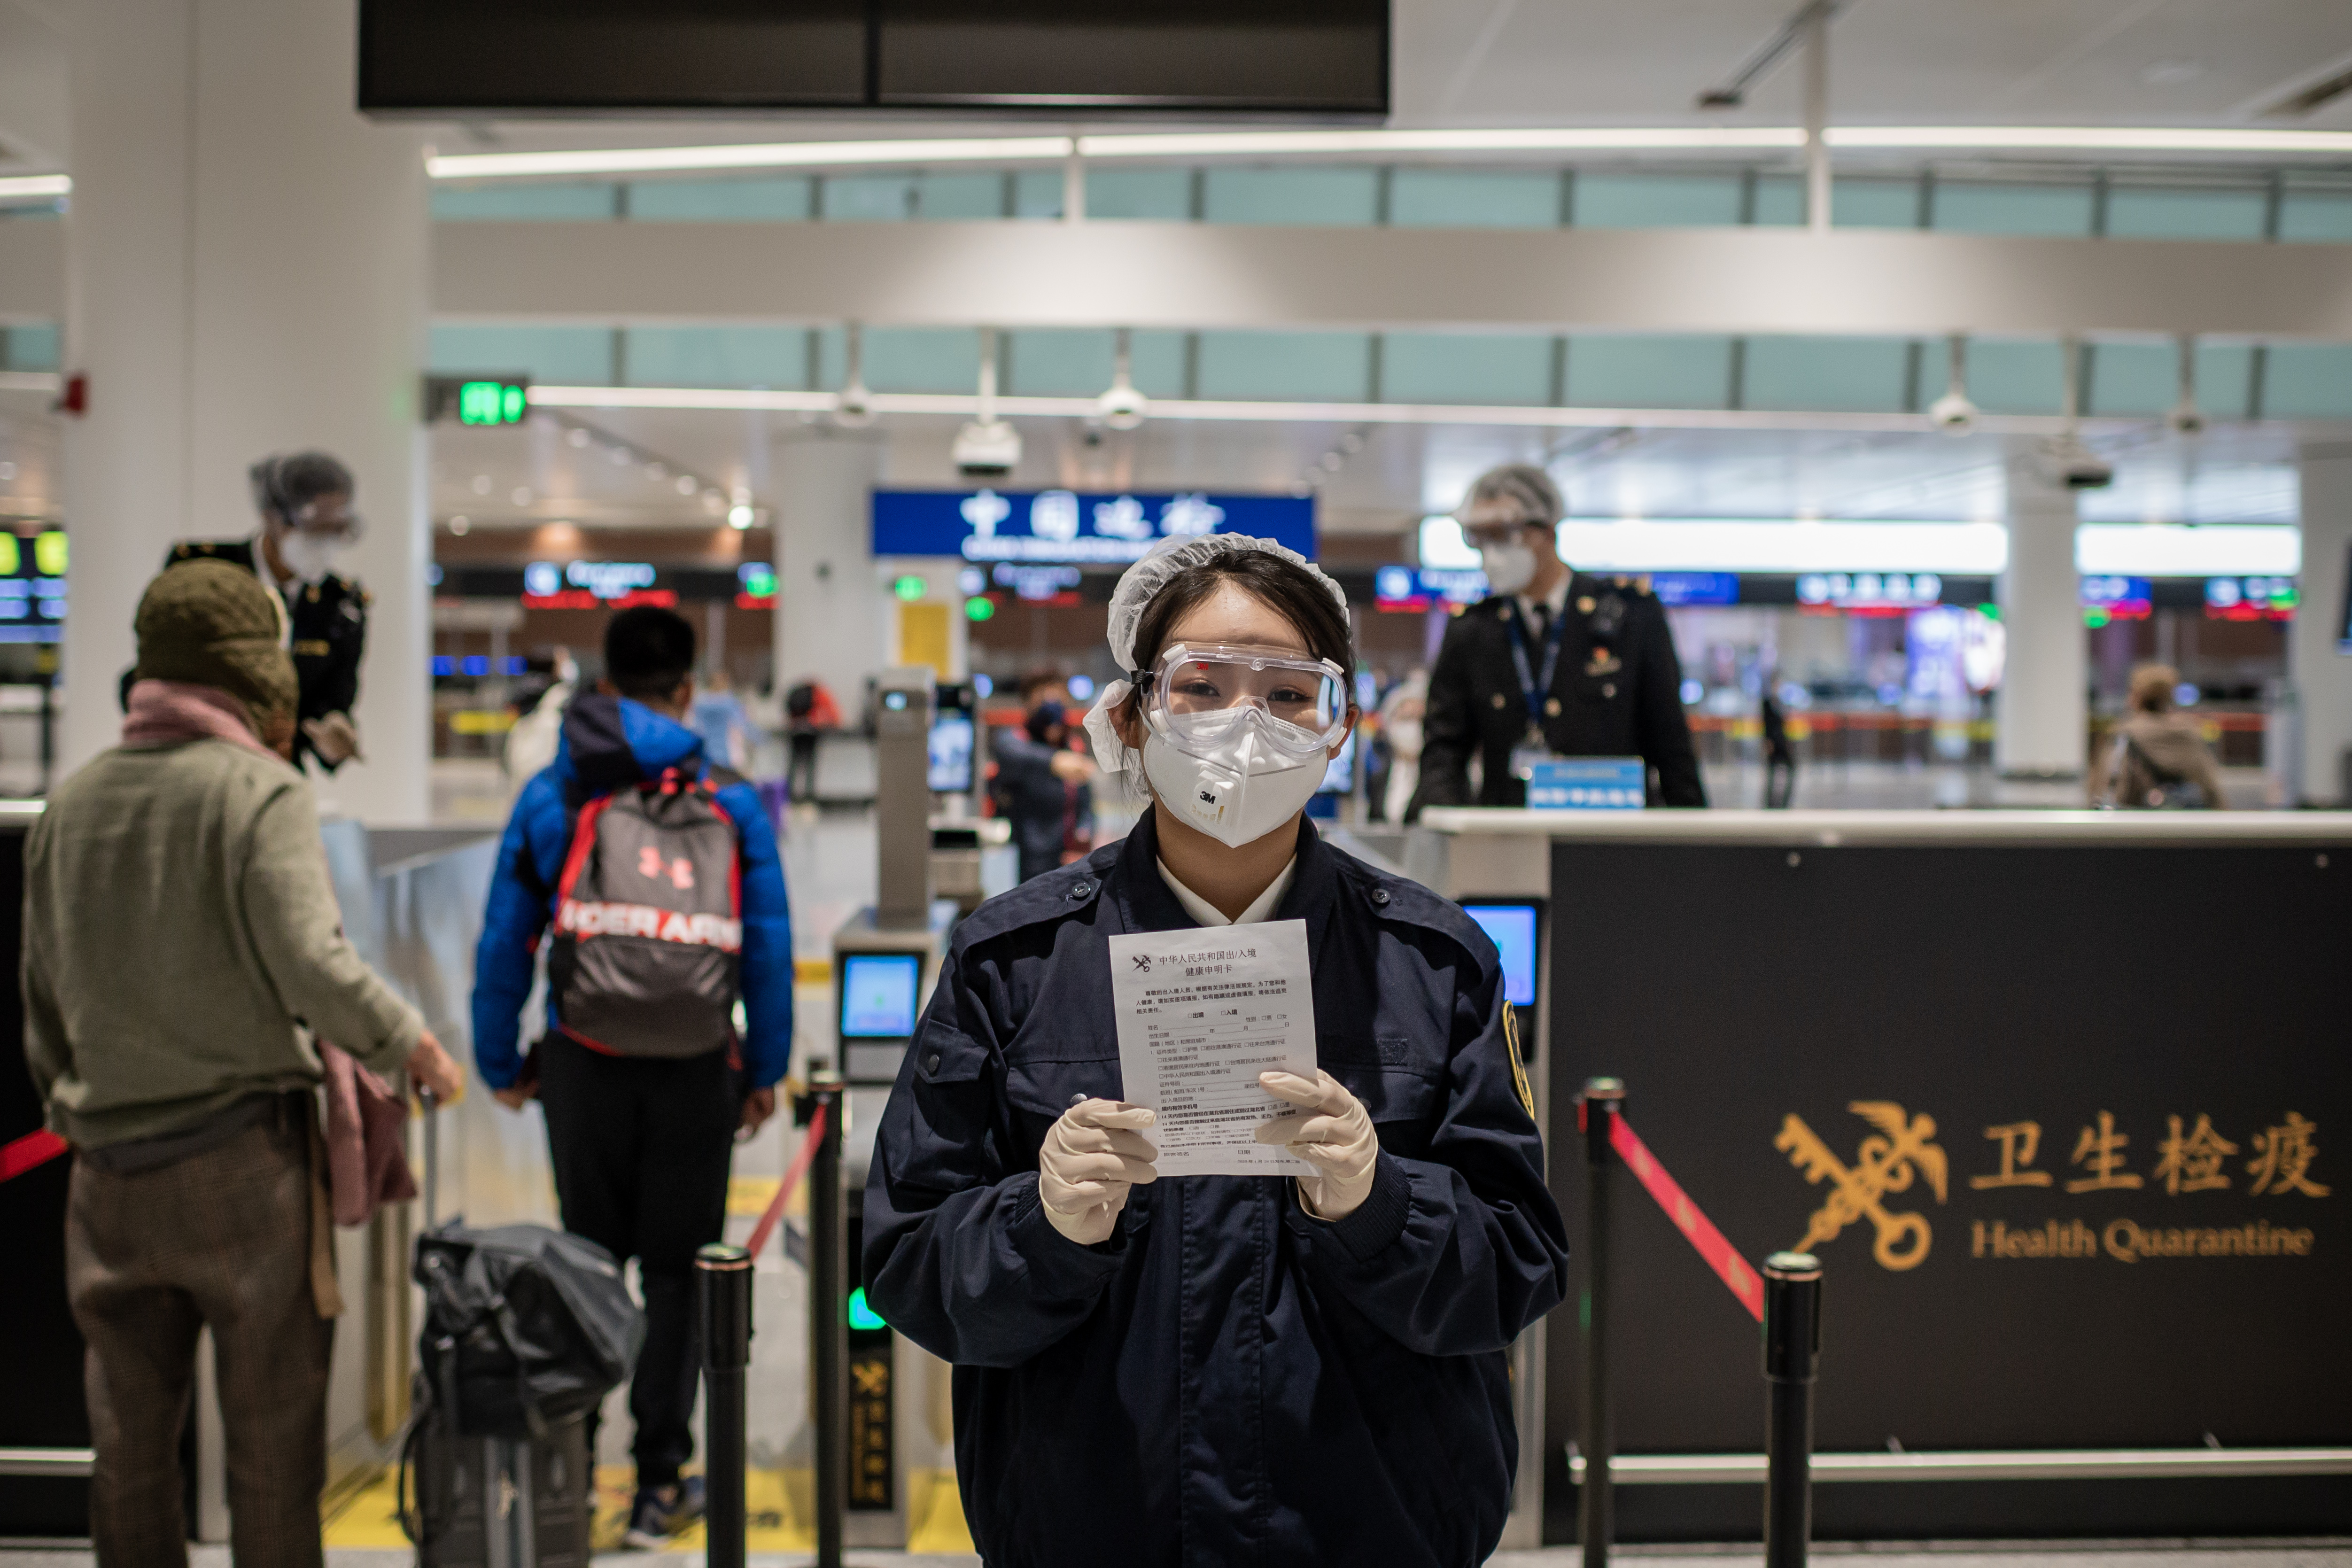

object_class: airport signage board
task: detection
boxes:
[872,489,1316,565]
[1542,837,2349,1537]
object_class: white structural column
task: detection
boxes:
[62,0,430,822]
[2289,446,2352,805]
[1995,473,2086,777]
[771,435,887,706]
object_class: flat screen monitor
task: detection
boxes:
[1461,902,1539,1009]
[1318,731,1356,793]
[840,953,922,1039]
[359,0,1389,115]
[928,712,975,794]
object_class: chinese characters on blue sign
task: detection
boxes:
[872,489,1316,563]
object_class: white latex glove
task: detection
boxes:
[1038,1098,1159,1247]
[1255,1070,1379,1222]
[302,711,363,765]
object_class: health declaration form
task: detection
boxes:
[1107,919,1318,1178]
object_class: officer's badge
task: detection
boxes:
[1584,648,1622,677]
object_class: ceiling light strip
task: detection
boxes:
[0,174,72,200]
[427,124,2352,182]
[524,385,2191,437]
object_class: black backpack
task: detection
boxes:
[411,1222,644,1439]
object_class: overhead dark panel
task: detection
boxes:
[875,0,1389,113]
[357,0,1387,115]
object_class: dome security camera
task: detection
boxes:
[2167,399,2207,439]
[1927,389,1978,434]
[1095,381,1148,432]
[952,418,1022,479]
[833,381,873,429]
[2042,433,2114,490]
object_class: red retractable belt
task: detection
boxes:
[0,1128,68,1183]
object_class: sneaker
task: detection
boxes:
[622,1476,706,1549]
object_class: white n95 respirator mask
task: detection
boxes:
[1134,642,1350,849]
[1477,540,1537,596]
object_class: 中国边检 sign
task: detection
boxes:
[872,489,1316,564]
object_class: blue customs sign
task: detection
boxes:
[872,489,1316,564]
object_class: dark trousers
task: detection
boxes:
[538,1034,738,1489]
[67,1114,334,1568]
[786,732,820,803]
[1765,749,1797,809]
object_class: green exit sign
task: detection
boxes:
[460,380,527,425]
[423,374,532,426]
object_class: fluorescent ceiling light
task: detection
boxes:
[1556,520,2010,575]
[1830,126,2352,155]
[427,136,1072,182]
[426,124,2352,182]
[0,173,70,200]
[1420,517,1482,570]
[2076,523,2298,577]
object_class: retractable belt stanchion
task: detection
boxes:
[418,1085,438,1227]
[1577,1077,1625,1568]
[805,1070,847,1568]
[697,1243,753,1568]
[1762,1252,1823,1568]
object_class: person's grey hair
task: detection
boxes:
[249,450,354,520]
[1459,463,1563,529]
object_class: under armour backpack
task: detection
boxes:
[548,770,744,1056]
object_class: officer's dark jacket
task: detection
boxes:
[1412,571,1705,812]
[163,539,368,773]
[863,812,1568,1568]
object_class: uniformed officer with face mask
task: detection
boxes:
[164,452,370,774]
[1408,463,1705,814]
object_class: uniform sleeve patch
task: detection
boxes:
[1501,1001,1537,1122]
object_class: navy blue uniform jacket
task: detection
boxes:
[863,813,1569,1568]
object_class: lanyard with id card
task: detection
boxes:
[1506,602,1568,781]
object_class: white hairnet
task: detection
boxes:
[1083,533,1351,777]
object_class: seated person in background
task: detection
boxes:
[2092,663,2227,810]
[472,605,794,1548]
[864,533,1568,1568]
[25,560,461,1568]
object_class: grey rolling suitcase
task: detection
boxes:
[399,1093,631,1568]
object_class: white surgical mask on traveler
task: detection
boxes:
[1134,641,1350,849]
[1478,540,1537,597]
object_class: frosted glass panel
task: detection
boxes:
[1380,333,1552,404]
[2,322,59,370]
[1742,336,1910,411]
[1752,176,1805,226]
[1006,329,1116,396]
[2278,192,2352,242]
[2082,341,2174,416]
[2194,343,2257,419]
[1931,183,2094,237]
[1195,331,1371,401]
[1566,335,1733,408]
[1086,168,1191,220]
[863,327,980,392]
[1388,170,1558,229]
[1574,175,1741,229]
[2104,187,2267,241]
[433,183,618,220]
[1967,339,2064,414]
[624,327,809,388]
[627,178,811,221]
[1131,330,1190,399]
[2262,345,2352,419]
[916,172,1006,220]
[821,175,916,221]
[1833,179,1918,229]
[1011,170,1064,219]
[1201,167,1380,226]
[429,325,612,385]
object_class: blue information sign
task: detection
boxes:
[873,489,1316,563]
[1525,757,1646,811]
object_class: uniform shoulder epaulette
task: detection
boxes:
[950,852,1112,952]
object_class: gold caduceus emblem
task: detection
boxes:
[1774,1102,1949,1271]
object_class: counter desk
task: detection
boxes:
[1412,808,2352,1544]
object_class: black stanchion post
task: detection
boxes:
[807,1069,846,1568]
[1762,1251,1823,1568]
[1579,1077,1624,1568]
[697,1242,753,1568]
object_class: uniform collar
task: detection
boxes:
[1157,855,1296,927]
[1115,811,1336,962]
[1515,570,1572,627]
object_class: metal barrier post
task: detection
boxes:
[807,1070,846,1568]
[697,1243,753,1568]
[418,1086,438,1229]
[1578,1077,1624,1568]
[1762,1252,1823,1568]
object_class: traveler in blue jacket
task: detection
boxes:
[473,606,793,1547]
[864,534,1568,1568]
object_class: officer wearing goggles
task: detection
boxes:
[1409,462,1705,814]
[864,532,1568,1568]
[165,452,370,773]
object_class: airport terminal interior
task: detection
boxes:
[0,1,2348,1565]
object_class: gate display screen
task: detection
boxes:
[840,954,922,1039]
[1461,902,1539,1009]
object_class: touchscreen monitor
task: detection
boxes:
[929,712,975,793]
[840,953,922,1039]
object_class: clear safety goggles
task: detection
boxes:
[1137,642,1351,760]
[283,497,365,544]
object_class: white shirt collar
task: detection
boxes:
[1157,856,1297,927]
[1517,571,1572,628]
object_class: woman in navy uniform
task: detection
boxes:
[864,534,1568,1568]
[164,452,368,774]
[1411,464,1704,813]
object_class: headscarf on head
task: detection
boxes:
[1080,533,1350,778]
[132,559,299,743]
